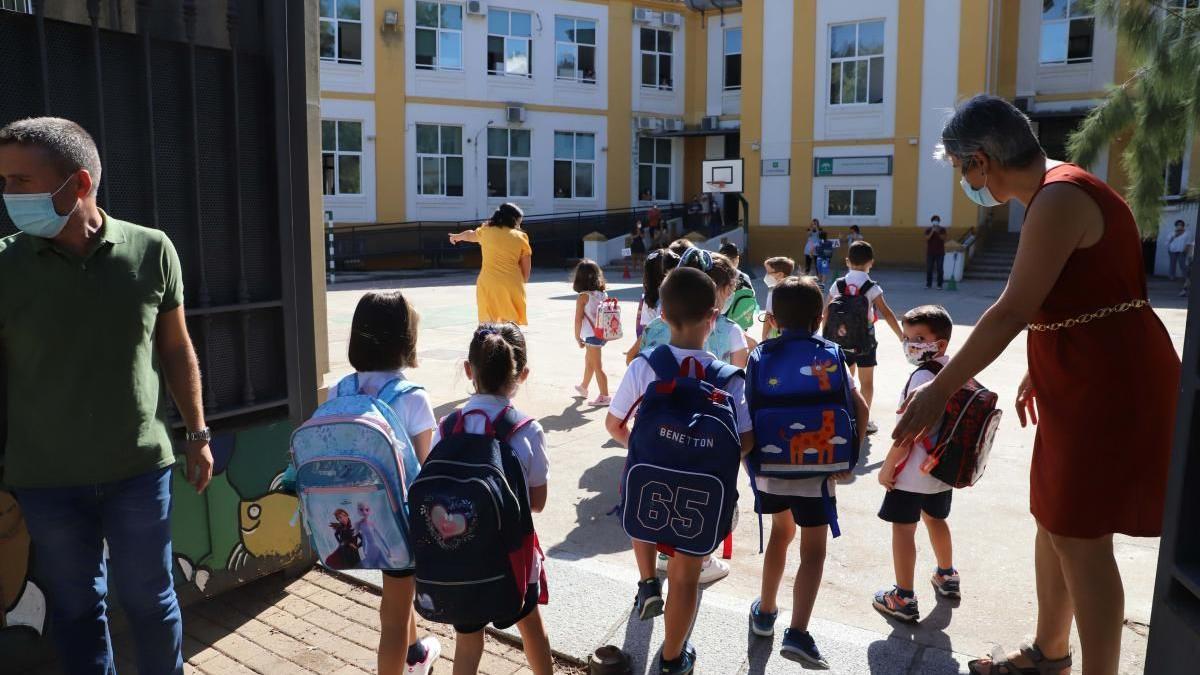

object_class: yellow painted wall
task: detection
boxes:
[375,3,405,221]
[739,0,764,228]
[892,0,924,230]
[786,0,817,231]
[951,0,990,233]
[607,0,633,209]
[996,0,1020,99]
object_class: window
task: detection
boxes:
[829,20,884,105]
[1166,160,1185,197]
[640,28,674,90]
[0,0,31,12]
[319,0,362,64]
[556,17,597,83]
[321,120,363,195]
[554,132,595,199]
[487,128,531,198]
[488,9,532,77]
[827,188,876,217]
[638,137,673,201]
[416,124,463,197]
[724,28,742,91]
[1168,0,1200,38]
[416,1,463,71]
[1039,0,1094,64]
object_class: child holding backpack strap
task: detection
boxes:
[822,241,903,433]
[873,306,958,624]
[412,323,552,675]
[606,268,754,675]
[746,277,869,668]
[572,259,613,407]
[317,291,442,675]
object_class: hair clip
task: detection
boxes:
[681,247,713,271]
[475,328,496,338]
[646,250,661,261]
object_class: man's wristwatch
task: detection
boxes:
[185,427,212,443]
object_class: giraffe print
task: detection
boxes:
[780,410,838,465]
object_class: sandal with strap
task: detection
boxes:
[967,642,1072,675]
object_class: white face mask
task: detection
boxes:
[959,173,1002,208]
[903,340,942,366]
[2,174,79,239]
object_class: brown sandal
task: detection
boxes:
[967,642,1072,674]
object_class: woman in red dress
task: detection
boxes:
[894,96,1179,675]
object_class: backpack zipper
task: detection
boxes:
[297,454,402,513]
[415,574,507,586]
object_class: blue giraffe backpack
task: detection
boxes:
[290,374,423,571]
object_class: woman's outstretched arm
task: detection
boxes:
[448,228,480,244]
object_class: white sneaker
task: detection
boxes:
[698,556,730,584]
[406,636,441,675]
[866,420,879,435]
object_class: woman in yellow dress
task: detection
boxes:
[449,203,533,325]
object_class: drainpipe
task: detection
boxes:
[472,120,494,220]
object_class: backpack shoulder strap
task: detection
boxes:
[704,359,745,391]
[644,344,680,382]
[336,373,360,398]
[835,279,848,296]
[375,378,424,405]
[438,410,461,439]
[493,406,535,443]
[859,279,876,295]
[901,361,944,399]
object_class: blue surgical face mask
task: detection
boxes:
[959,172,1002,208]
[2,174,79,239]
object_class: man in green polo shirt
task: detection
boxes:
[0,117,212,675]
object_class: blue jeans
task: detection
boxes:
[17,467,183,675]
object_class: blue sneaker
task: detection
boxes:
[635,578,664,621]
[873,586,920,622]
[749,599,778,637]
[780,629,828,669]
[658,642,696,674]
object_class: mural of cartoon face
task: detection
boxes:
[237,492,302,560]
[0,489,46,638]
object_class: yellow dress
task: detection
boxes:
[474,225,532,325]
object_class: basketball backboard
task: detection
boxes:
[701,158,743,193]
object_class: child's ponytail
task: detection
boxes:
[467,323,528,395]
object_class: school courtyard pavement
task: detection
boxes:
[324,264,1191,675]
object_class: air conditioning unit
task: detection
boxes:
[506,104,526,124]
[633,7,654,24]
[636,116,658,131]
[661,12,683,29]
[466,0,486,16]
[663,118,684,132]
[701,115,720,131]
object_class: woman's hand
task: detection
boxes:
[893,379,951,447]
[1016,370,1039,427]
[877,461,897,490]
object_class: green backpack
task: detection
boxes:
[725,287,758,331]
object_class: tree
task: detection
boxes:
[1068,0,1200,236]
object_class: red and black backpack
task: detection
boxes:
[908,361,1002,488]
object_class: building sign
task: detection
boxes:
[761,159,790,176]
[814,156,893,177]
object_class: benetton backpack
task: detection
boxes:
[725,286,759,331]
[745,333,859,536]
[912,361,1002,488]
[290,375,423,571]
[407,408,540,628]
[822,278,876,354]
[587,296,624,341]
[621,346,743,557]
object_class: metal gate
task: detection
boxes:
[0,0,318,429]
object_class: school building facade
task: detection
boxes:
[318,0,1200,265]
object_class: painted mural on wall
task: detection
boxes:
[0,487,47,662]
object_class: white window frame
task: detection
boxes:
[487,8,533,78]
[640,27,674,91]
[554,131,596,200]
[487,128,531,199]
[322,119,364,196]
[0,0,31,12]
[416,124,464,198]
[825,186,877,218]
[723,27,742,91]
[319,0,363,65]
[415,1,464,72]
[555,16,598,84]
[1039,0,1095,65]
[638,137,673,202]
[828,20,885,106]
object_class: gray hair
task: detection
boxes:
[0,117,102,194]
[934,95,1044,170]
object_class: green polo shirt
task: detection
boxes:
[0,213,184,489]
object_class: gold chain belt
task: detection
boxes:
[1027,299,1150,332]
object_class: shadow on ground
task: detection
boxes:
[867,594,960,674]
[546,455,630,562]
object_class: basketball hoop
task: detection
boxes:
[705,181,729,193]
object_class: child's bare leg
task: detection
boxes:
[515,607,553,675]
[378,575,414,675]
[452,630,485,675]
[892,522,918,590]
[791,525,829,631]
[758,512,795,613]
[922,512,953,571]
[590,348,609,396]
[859,366,875,408]
[663,554,704,661]
[633,539,658,581]
[579,353,594,390]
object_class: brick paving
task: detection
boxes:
[30,568,585,675]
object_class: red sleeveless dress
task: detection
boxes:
[1026,164,1179,538]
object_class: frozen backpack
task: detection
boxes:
[822,278,876,355]
[911,361,1001,488]
[407,408,541,628]
[746,332,859,536]
[725,286,759,331]
[587,295,624,341]
[290,374,423,571]
[621,346,743,557]
[640,315,742,363]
